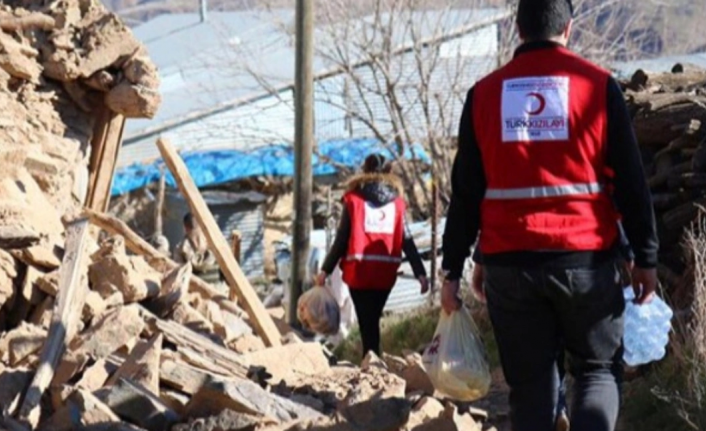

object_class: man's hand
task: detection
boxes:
[441,278,462,314]
[631,267,658,305]
[471,264,486,304]
[314,271,327,287]
[419,275,430,294]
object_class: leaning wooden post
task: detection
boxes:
[156,138,282,347]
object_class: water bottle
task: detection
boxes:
[623,287,673,367]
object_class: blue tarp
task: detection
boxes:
[111,138,430,196]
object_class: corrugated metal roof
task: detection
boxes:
[124,8,508,142]
[611,53,706,79]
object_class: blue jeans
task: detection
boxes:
[484,259,625,431]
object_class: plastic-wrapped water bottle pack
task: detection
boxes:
[623,287,673,367]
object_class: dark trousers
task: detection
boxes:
[484,258,625,431]
[349,288,392,357]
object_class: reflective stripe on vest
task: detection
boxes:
[485,182,603,200]
[345,254,403,263]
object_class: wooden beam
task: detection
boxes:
[86,107,126,212]
[80,209,246,320]
[17,218,91,427]
[156,138,281,347]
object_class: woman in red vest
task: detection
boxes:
[316,153,429,357]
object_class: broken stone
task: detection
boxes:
[404,397,445,430]
[55,305,145,384]
[36,270,59,296]
[95,378,180,431]
[160,389,190,417]
[241,342,330,385]
[171,303,215,336]
[76,359,114,392]
[409,403,482,431]
[81,290,106,322]
[229,334,266,354]
[40,388,121,431]
[401,358,435,396]
[29,296,53,329]
[171,409,265,431]
[123,55,159,88]
[0,322,46,366]
[20,265,45,305]
[0,226,39,249]
[361,351,387,372]
[0,32,42,82]
[341,397,412,431]
[106,333,162,394]
[143,263,190,318]
[0,250,17,306]
[89,237,160,303]
[160,358,214,395]
[106,81,160,119]
[383,353,408,375]
[186,377,323,423]
[84,70,116,92]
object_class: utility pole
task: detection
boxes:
[288,0,315,326]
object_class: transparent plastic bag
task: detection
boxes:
[422,306,491,401]
[296,286,341,335]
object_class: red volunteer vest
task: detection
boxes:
[473,46,619,254]
[340,192,405,290]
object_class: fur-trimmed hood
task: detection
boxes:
[345,173,404,206]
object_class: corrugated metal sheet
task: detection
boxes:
[162,191,266,278]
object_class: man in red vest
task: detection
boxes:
[440,1,658,431]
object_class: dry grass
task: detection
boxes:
[621,215,706,431]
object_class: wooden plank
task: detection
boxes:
[81,209,246,320]
[139,306,247,378]
[17,218,91,427]
[86,108,126,212]
[156,138,281,347]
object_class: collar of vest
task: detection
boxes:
[514,40,566,58]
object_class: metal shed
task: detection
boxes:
[162,190,267,278]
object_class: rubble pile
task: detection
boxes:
[0,2,492,430]
[620,65,706,308]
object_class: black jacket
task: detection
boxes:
[321,173,427,280]
[442,41,658,279]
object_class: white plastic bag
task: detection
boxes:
[623,287,673,366]
[326,266,358,343]
[297,286,341,335]
[422,306,491,401]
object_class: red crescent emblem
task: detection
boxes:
[525,92,546,116]
[379,210,386,221]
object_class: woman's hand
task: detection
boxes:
[314,271,327,287]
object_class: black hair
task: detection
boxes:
[363,153,391,174]
[516,0,574,41]
[183,212,194,229]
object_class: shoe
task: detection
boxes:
[556,409,570,431]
